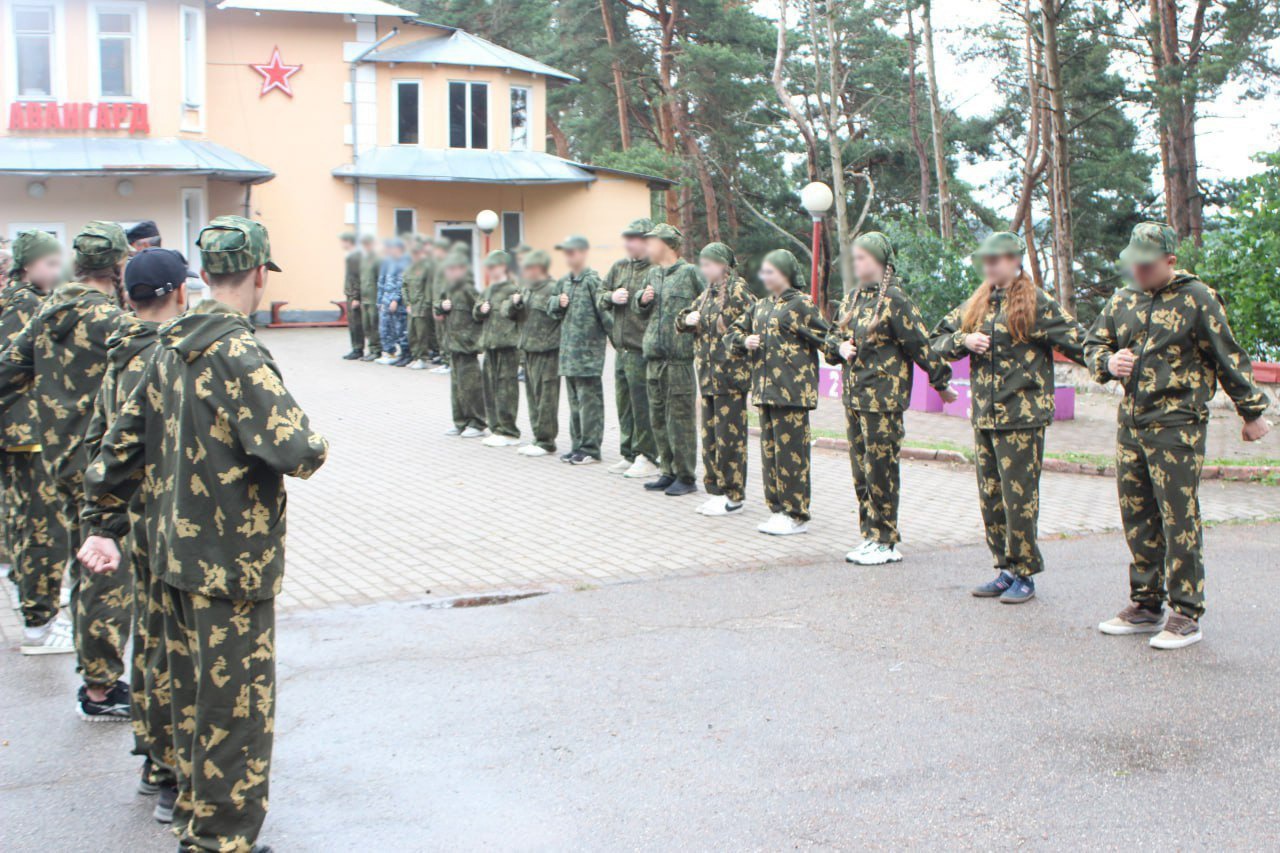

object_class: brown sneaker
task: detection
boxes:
[1098,602,1166,635]
[1149,612,1202,650]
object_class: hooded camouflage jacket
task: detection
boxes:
[503,277,561,353]
[677,275,755,396]
[827,278,952,413]
[547,269,607,377]
[0,281,45,449]
[1085,272,1269,428]
[475,279,521,350]
[932,286,1086,430]
[725,287,831,410]
[598,257,653,352]
[435,274,483,354]
[403,257,437,316]
[0,283,123,481]
[343,249,362,302]
[636,259,706,363]
[83,299,328,602]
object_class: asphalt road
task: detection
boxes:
[4,525,1279,851]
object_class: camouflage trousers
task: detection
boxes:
[846,409,905,545]
[759,405,812,522]
[1116,423,1207,619]
[974,428,1045,577]
[700,392,748,502]
[408,314,435,360]
[615,349,656,463]
[449,353,487,432]
[346,302,365,353]
[564,375,604,459]
[482,348,521,439]
[523,350,561,453]
[129,517,175,785]
[646,360,698,483]
[164,586,275,853]
[58,473,131,686]
[360,300,382,355]
[434,317,450,365]
[379,306,408,356]
[3,450,63,627]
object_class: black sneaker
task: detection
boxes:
[569,452,599,466]
[999,575,1036,604]
[664,480,697,496]
[77,681,131,722]
[971,570,1016,598]
[644,475,676,491]
[559,451,576,463]
[393,355,413,367]
[154,783,178,823]
[341,349,362,360]
[138,759,160,795]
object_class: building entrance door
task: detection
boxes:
[436,223,481,287]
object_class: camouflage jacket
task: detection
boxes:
[677,275,755,396]
[547,269,607,377]
[503,278,561,353]
[1085,273,1269,428]
[83,299,328,602]
[0,281,45,450]
[435,274,483,355]
[725,287,831,410]
[475,279,521,350]
[343,249,362,302]
[404,257,436,316]
[636,260,706,363]
[598,257,653,352]
[359,253,381,302]
[0,283,123,482]
[827,279,952,413]
[932,287,1086,430]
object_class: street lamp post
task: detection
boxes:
[476,209,499,258]
[799,182,834,307]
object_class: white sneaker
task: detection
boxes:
[519,445,549,457]
[430,365,451,375]
[696,495,724,515]
[701,496,743,517]
[21,617,74,655]
[849,543,903,565]
[460,427,486,439]
[483,434,520,447]
[607,459,633,474]
[844,540,873,563]
[758,513,808,536]
[623,456,661,479]
[59,586,71,608]
[408,359,428,370]
[756,512,785,534]
[444,426,462,436]
[374,352,397,364]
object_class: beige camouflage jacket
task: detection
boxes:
[724,287,831,410]
[678,275,755,397]
[0,281,45,450]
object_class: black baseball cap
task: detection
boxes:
[126,220,160,243]
[125,248,190,301]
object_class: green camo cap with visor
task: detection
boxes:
[555,235,590,251]
[73,221,128,270]
[197,216,282,274]
[522,249,551,270]
[973,231,1027,259]
[10,229,61,277]
[622,218,655,238]
[1119,221,1177,265]
[443,248,471,267]
[645,223,683,247]
[485,250,512,267]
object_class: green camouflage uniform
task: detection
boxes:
[476,275,522,438]
[829,271,952,545]
[547,267,607,459]
[84,216,327,853]
[599,251,655,463]
[678,265,755,502]
[933,276,1086,578]
[404,255,438,360]
[725,253,830,521]
[358,250,381,354]
[343,247,364,353]
[1086,262,1269,619]
[504,270,562,452]
[0,222,131,685]
[635,249,705,483]
[436,266,486,432]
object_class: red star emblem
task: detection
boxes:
[251,47,301,97]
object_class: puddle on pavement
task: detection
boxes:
[420,591,549,610]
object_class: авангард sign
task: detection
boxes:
[8,101,150,134]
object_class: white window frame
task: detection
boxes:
[509,85,531,151]
[89,1,148,102]
[501,211,523,251]
[8,221,66,243]
[6,0,66,102]
[446,80,489,150]
[393,208,417,236]
[180,187,207,270]
[179,4,205,110]
[392,79,421,146]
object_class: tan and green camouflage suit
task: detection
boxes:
[358,250,381,355]
[436,269,486,432]
[85,298,328,853]
[933,287,1086,577]
[547,268,608,459]
[343,247,364,353]
[679,273,755,503]
[404,254,437,360]
[726,279,830,521]
[476,277,522,438]
[504,275,562,452]
[1086,272,1269,619]
[599,255,655,463]
[829,277,951,545]
[636,259,706,483]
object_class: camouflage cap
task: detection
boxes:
[853,231,896,268]
[10,229,61,276]
[197,216,282,274]
[973,231,1026,259]
[1119,221,1177,265]
[645,223,683,248]
[763,248,806,290]
[72,221,128,271]
[555,235,590,251]
[339,231,357,242]
[512,242,533,255]
[522,249,551,270]
[699,241,735,268]
[485,250,512,267]
[443,248,471,268]
[622,217,655,238]
[431,237,452,250]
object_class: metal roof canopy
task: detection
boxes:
[215,0,412,15]
[365,27,579,83]
[333,147,673,188]
[0,137,275,183]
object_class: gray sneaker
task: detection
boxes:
[1098,602,1167,635]
[1149,612,1202,650]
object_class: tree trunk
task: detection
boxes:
[772,0,820,182]
[921,0,953,239]
[673,92,721,243]
[1012,1,1047,287]
[906,5,932,221]
[1041,0,1076,313]
[547,114,571,159]
[599,0,631,150]
[816,0,853,308]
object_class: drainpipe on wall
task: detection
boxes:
[242,183,252,217]
[350,25,399,236]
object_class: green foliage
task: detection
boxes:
[878,216,981,328]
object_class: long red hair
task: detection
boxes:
[961,271,1037,344]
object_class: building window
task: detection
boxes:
[13,5,55,98]
[510,86,530,151]
[180,6,203,107]
[94,5,142,99]
[502,212,523,251]
[8,222,65,243]
[448,81,488,150]
[394,81,420,145]
[181,188,206,269]
[394,208,416,236]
